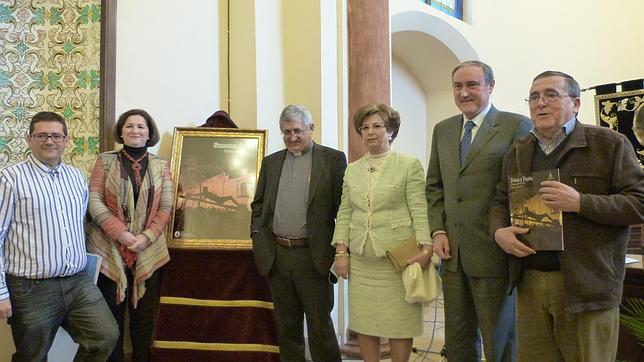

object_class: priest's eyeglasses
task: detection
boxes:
[281,127,309,137]
[31,133,66,143]
[526,92,575,105]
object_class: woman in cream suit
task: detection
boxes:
[333,103,433,362]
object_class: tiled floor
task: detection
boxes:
[342,293,446,361]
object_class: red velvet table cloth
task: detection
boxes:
[151,249,279,361]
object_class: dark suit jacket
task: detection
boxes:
[250,143,347,276]
[426,106,531,277]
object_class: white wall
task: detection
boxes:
[393,0,644,130]
[426,88,459,148]
[255,0,284,154]
[467,0,644,123]
[320,0,341,150]
[115,0,220,159]
[392,58,428,168]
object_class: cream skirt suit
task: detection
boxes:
[332,150,431,338]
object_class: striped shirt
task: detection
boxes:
[530,116,577,155]
[0,155,88,300]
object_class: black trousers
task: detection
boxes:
[269,246,341,362]
[97,268,162,362]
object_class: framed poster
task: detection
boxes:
[168,127,267,249]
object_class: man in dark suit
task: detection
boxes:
[426,61,531,361]
[251,104,346,362]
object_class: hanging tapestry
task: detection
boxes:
[595,89,644,168]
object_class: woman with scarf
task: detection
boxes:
[87,109,173,361]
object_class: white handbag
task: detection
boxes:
[402,262,441,304]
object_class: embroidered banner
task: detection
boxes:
[594,89,644,168]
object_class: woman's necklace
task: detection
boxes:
[367,158,378,173]
[367,150,390,173]
[121,149,148,187]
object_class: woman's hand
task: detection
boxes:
[407,245,434,270]
[117,231,137,247]
[334,255,350,279]
[334,245,350,279]
[127,234,150,253]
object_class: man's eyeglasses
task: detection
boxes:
[30,133,66,143]
[358,123,386,133]
[281,127,309,137]
[525,92,575,105]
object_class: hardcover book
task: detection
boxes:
[508,169,563,250]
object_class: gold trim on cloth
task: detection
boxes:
[160,296,274,309]
[152,341,279,353]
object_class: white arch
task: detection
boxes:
[389,2,480,167]
[390,2,478,62]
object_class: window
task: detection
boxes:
[421,0,463,20]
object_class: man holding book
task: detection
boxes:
[490,71,644,361]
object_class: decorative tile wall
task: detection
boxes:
[0,0,101,175]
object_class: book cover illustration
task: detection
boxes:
[508,169,563,251]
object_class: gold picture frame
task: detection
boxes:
[168,127,267,249]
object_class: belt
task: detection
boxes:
[274,235,309,248]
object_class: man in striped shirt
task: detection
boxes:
[0,112,118,361]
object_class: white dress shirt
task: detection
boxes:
[0,155,88,300]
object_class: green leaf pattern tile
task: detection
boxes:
[0,0,102,176]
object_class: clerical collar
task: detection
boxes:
[288,142,313,157]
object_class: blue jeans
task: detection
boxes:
[7,273,119,362]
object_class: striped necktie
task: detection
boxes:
[460,120,475,165]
